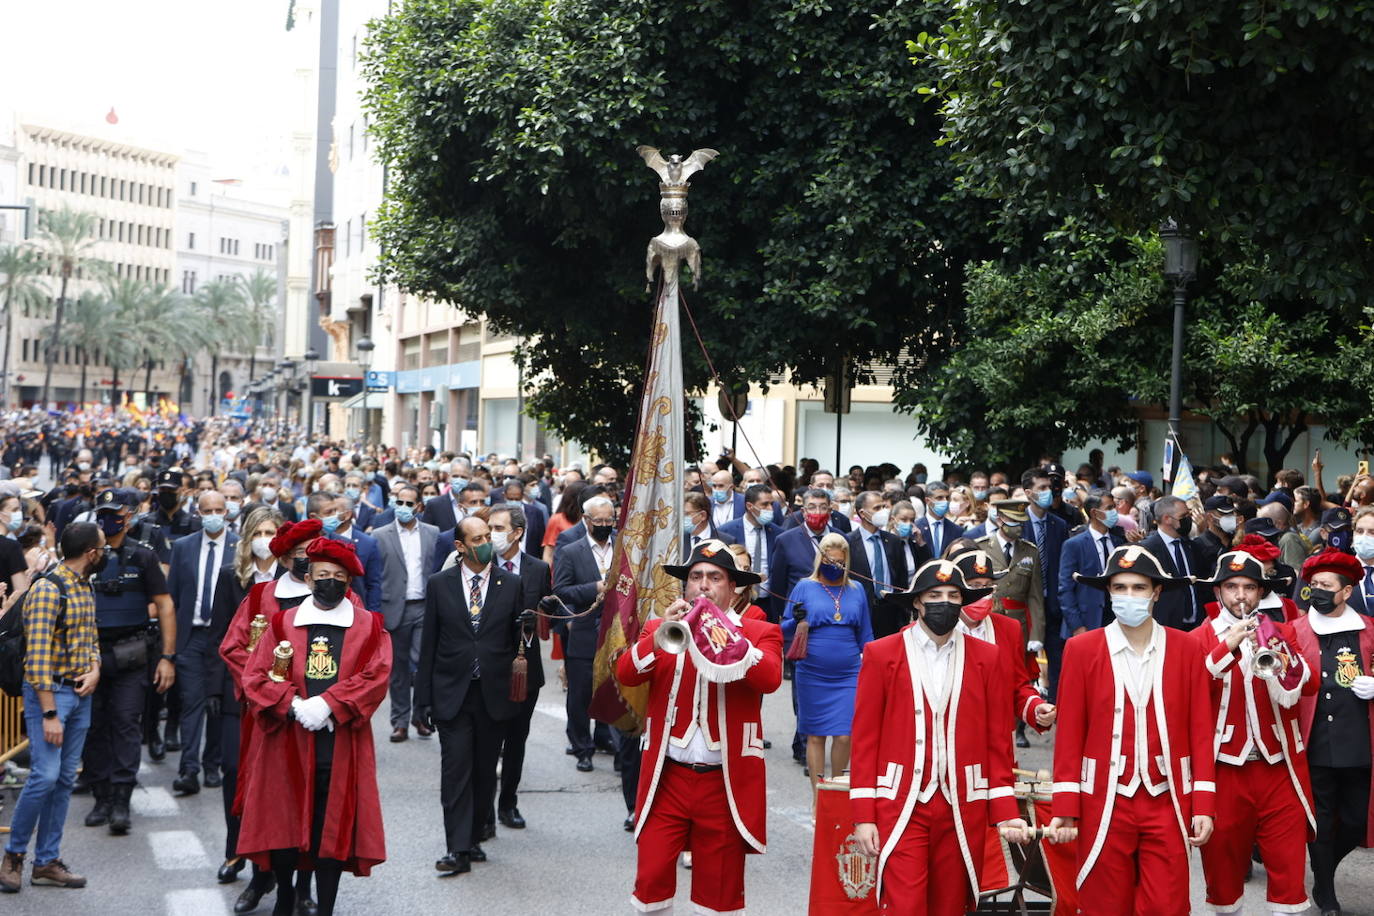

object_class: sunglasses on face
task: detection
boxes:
[393,499,418,508]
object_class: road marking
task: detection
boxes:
[149,830,211,870]
[132,786,179,817]
[166,889,228,916]
[535,702,567,722]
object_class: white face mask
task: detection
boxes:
[1111,594,1153,627]
[490,531,512,556]
[1219,515,1238,534]
[869,508,891,529]
[251,536,274,560]
[261,487,278,504]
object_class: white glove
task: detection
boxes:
[293,695,334,731]
[1027,640,1044,654]
[1352,675,1374,701]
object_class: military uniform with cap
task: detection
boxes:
[1291,549,1374,915]
[1052,545,1217,915]
[972,499,1045,651]
[1189,551,1316,915]
[131,469,201,565]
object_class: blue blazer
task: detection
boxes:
[1057,525,1125,636]
[167,529,240,652]
[552,536,611,660]
[766,525,835,623]
[519,499,548,559]
[332,528,382,614]
[1027,510,1069,620]
[916,517,966,558]
[718,516,781,618]
[780,509,852,534]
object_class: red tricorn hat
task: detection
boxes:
[306,536,364,578]
[1234,533,1280,565]
[268,519,323,558]
[1301,548,1363,585]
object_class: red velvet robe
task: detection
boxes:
[849,625,1017,899]
[963,604,1048,731]
[615,615,783,852]
[1292,610,1374,846]
[237,603,391,875]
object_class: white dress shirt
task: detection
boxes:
[192,532,227,627]
[1105,620,1167,796]
[909,624,957,801]
[498,549,523,576]
[711,497,735,530]
[397,522,425,600]
[589,534,614,578]
[742,516,769,572]
[463,563,491,613]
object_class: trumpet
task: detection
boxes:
[1253,645,1283,680]
[655,618,692,655]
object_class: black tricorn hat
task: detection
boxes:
[891,559,993,606]
[1073,545,1191,592]
[663,538,763,586]
[1194,550,1291,595]
[949,548,1008,583]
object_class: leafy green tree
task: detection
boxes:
[193,279,251,414]
[363,0,995,463]
[53,291,112,407]
[235,269,278,383]
[0,244,49,408]
[99,277,158,407]
[35,207,106,408]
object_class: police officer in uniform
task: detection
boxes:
[81,489,176,836]
[132,469,202,566]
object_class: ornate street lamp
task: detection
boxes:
[1160,219,1198,435]
[356,337,375,447]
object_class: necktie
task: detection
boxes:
[1004,541,1013,566]
[1364,567,1374,614]
[1099,536,1111,572]
[468,572,482,619]
[931,523,942,558]
[1033,518,1048,587]
[752,526,763,573]
[1172,539,1196,621]
[504,560,515,573]
[869,534,886,592]
[199,540,217,623]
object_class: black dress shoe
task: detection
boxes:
[762,739,772,749]
[1015,731,1031,749]
[173,772,200,796]
[565,745,576,756]
[498,808,526,829]
[623,815,635,832]
[218,857,247,883]
[296,895,318,916]
[148,735,166,762]
[468,845,486,863]
[479,822,496,842]
[204,770,223,789]
[436,852,470,875]
[1320,909,1341,916]
[165,734,182,753]
[233,872,275,914]
[576,757,594,773]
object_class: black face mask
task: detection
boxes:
[1176,515,1193,538]
[89,547,110,577]
[921,600,961,636]
[98,514,126,537]
[590,523,614,543]
[291,556,311,580]
[312,578,348,608]
[1308,587,1341,616]
[157,490,180,511]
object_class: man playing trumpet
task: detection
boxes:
[1189,550,1315,916]
[615,540,783,916]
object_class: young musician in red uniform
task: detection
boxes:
[951,548,1056,735]
[1048,545,1216,916]
[615,540,783,915]
[1189,550,1315,915]
[850,559,1032,915]
[1291,549,1374,916]
[238,538,390,916]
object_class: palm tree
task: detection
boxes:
[98,278,152,407]
[132,286,200,404]
[52,290,112,407]
[236,269,278,383]
[36,207,105,408]
[194,279,251,414]
[0,244,49,408]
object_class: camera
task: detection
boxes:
[92,578,126,596]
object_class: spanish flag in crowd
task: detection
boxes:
[123,394,147,426]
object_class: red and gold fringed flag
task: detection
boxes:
[587,281,685,732]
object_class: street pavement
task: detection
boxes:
[2,638,1372,914]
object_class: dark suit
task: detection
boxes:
[333,527,382,614]
[554,520,586,549]
[519,500,548,560]
[780,508,852,533]
[420,492,462,533]
[493,552,550,816]
[260,499,297,523]
[1057,525,1126,636]
[845,526,911,639]
[767,525,835,622]
[368,506,396,531]
[354,499,379,532]
[916,516,965,559]
[718,516,780,619]
[415,562,524,855]
[373,520,439,729]
[206,564,261,859]
[682,524,735,560]
[552,535,612,760]
[166,529,238,778]
[1140,532,1208,629]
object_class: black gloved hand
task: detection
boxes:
[791,602,808,622]
[517,608,537,630]
[538,595,564,615]
[206,695,222,718]
[412,705,433,730]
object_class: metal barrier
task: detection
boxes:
[0,693,26,834]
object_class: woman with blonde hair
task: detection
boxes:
[781,532,873,798]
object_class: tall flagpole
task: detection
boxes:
[587,146,719,730]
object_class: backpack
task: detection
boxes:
[0,572,70,698]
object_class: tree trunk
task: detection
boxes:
[144,358,154,404]
[1214,411,1259,474]
[77,351,87,407]
[1261,411,1309,486]
[1,285,13,408]
[39,271,69,409]
[248,351,256,383]
[209,351,220,415]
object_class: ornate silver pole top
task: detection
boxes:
[638,145,718,292]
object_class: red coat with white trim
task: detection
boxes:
[849,625,1017,898]
[963,606,1047,731]
[1052,624,1217,887]
[1292,612,1374,846]
[615,615,784,852]
[1188,614,1316,836]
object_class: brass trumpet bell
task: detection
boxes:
[655,618,692,655]
[1253,646,1283,680]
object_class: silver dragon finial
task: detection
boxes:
[638,146,719,292]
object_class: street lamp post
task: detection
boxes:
[303,346,319,433]
[1160,219,1199,435]
[356,337,375,449]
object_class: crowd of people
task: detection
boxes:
[0,410,1370,915]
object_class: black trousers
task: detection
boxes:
[221,707,242,859]
[437,684,501,854]
[497,689,539,812]
[564,657,595,759]
[84,661,148,785]
[1309,763,1371,910]
[616,729,640,814]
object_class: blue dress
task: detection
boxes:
[781,578,874,736]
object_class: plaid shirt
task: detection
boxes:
[23,563,99,691]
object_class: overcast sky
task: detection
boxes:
[4,0,299,184]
